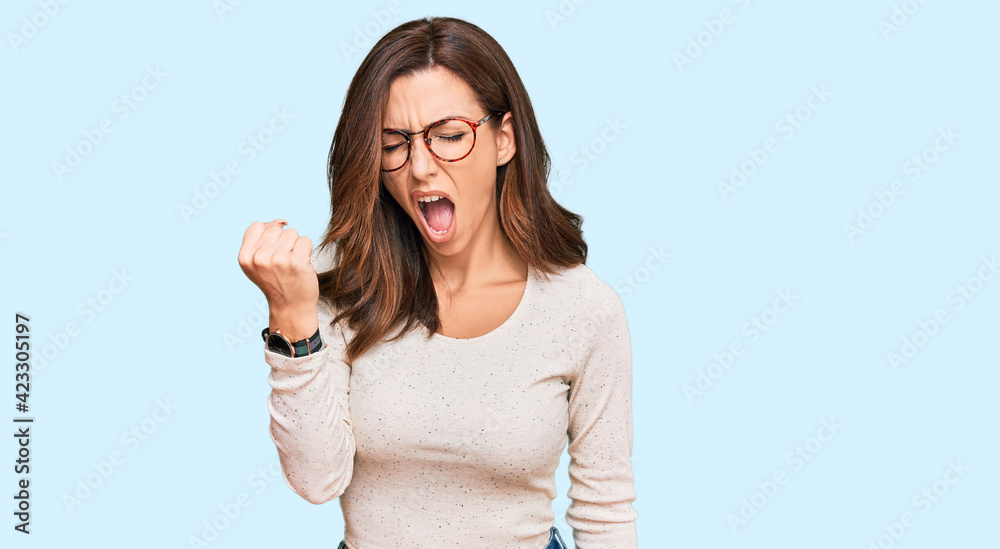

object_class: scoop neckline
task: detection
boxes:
[430,265,534,344]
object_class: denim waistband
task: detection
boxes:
[336,525,567,548]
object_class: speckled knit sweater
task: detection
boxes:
[265,246,639,548]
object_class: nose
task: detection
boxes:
[407,134,437,179]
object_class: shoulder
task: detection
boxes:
[531,263,627,354]
[536,262,623,313]
[540,264,631,380]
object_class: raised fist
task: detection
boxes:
[238,219,320,332]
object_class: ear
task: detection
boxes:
[494,112,516,166]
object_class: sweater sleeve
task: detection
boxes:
[265,299,355,504]
[565,286,639,548]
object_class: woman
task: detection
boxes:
[238,16,638,549]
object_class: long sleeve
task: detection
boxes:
[265,299,355,504]
[565,285,639,547]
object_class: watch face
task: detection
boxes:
[266,334,293,356]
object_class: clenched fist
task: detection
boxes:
[238,219,319,341]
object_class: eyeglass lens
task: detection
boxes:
[381,120,477,171]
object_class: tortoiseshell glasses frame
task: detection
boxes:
[380,112,505,172]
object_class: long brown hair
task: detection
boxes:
[317,16,587,366]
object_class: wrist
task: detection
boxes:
[268,306,318,342]
[262,325,324,357]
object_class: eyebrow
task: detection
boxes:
[382,114,473,133]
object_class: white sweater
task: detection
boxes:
[265,245,639,548]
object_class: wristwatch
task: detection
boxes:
[261,326,324,357]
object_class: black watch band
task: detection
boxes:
[261,327,324,358]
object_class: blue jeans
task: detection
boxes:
[336,525,567,548]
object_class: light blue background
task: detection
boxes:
[3,0,998,547]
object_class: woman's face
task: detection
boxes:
[380,66,515,256]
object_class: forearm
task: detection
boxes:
[265,308,355,504]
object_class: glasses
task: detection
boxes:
[380,112,503,172]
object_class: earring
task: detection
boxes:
[498,158,504,165]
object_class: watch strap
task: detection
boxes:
[261,327,324,357]
[291,328,323,357]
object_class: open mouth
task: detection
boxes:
[416,195,455,237]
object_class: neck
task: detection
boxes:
[424,214,527,294]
